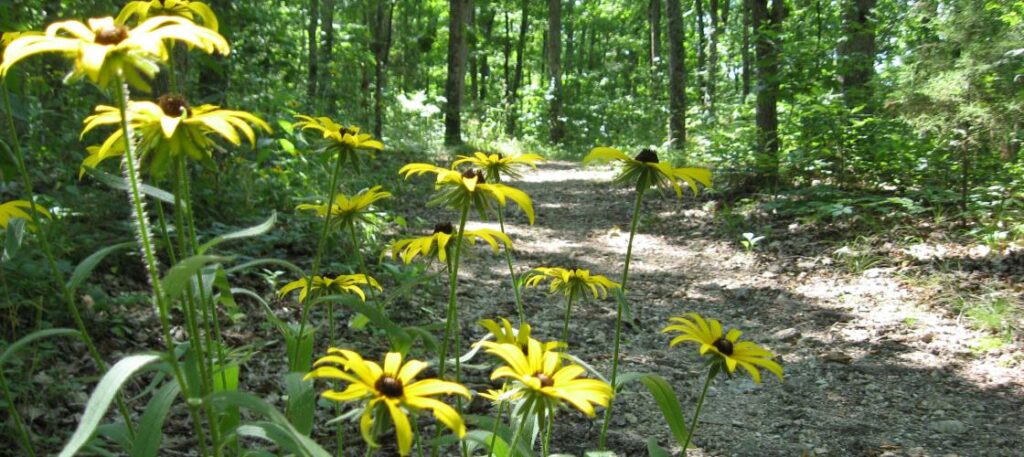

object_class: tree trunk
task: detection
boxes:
[372,0,395,138]
[445,0,471,145]
[505,0,530,136]
[479,8,495,101]
[548,0,565,142]
[667,0,687,151]
[649,0,662,66]
[307,0,319,104]
[319,0,335,109]
[468,3,478,102]
[742,0,751,98]
[752,0,783,182]
[838,0,877,110]
[707,0,720,114]
[695,0,706,102]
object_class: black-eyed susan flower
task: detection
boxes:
[478,318,562,352]
[296,185,391,228]
[452,151,544,182]
[0,199,50,228]
[305,349,470,456]
[523,266,621,300]
[278,273,381,302]
[390,222,512,265]
[663,312,783,383]
[482,339,612,417]
[582,147,712,197]
[294,115,383,163]
[399,164,535,224]
[79,95,270,178]
[0,16,228,90]
[116,0,219,31]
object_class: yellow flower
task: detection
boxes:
[399,164,535,224]
[305,349,470,456]
[451,151,544,182]
[278,274,381,302]
[523,266,621,300]
[482,339,612,417]
[582,147,712,197]
[390,222,512,265]
[478,383,522,406]
[296,185,392,227]
[0,16,228,90]
[116,0,219,31]
[293,115,383,162]
[477,318,561,352]
[0,200,51,229]
[662,312,783,383]
[79,95,270,178]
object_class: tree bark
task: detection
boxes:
[468,3,478,102]
[707,0,721,114]
[319,0,335,109]
[695,0,706,102]
[752,0,783,182]
[838,0,877,110]
[649,0,662,66]
[505,0,530,136]
[445,0,471,145]
[742,0,751,98]
[667,0,687,151]
[307,0,319,104]
[479,7,495,100]
[548,0,565,142]
[372,0,395,138]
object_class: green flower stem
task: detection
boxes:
[561,288,577,346]
[0,371,36,457]
[293,145,348,366]
[432,204,470,457]
[542,400,553,457]
[485,399,506,457]
[598,186,646,449]
[347,221,379,312]
[507,408,531,457]
[112,78,211,457]
[496,207,525,324]
[2,83,137,438]
[681,366,716,455]
[153,201,178,264]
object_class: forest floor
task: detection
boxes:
[395,160,1024,457]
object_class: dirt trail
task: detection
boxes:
[448,161,1024,457]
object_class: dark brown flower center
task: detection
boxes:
[635,148,660,164]
[94,26,129,45]
[712,337,734,356]
[535,372,554,388]
[433,222,454,235]
[462,168,485,183]
[375,376,404,398]
[157,94,189,117]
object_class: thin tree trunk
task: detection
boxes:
[307,0,319,104]
[468,3,478,102]
[480,7,496,100]
[650,0,662,66]
[707,0,720,114]
[372,0,395,138]
[503,10,512,97]
[752,0,783,182]
[695,0,706,102]
[505,0,529,136]
[548,0,565,142]
[667,0,687,151]
[319,0,335,109]
[445,0,471,145]
[742,0,751,98]
[838,0,877,110]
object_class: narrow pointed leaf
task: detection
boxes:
[66,241,134,294]
[198,212,277,254]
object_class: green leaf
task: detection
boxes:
[83,167,175,204]
[198,212,277,254]
[66,241,134,294]
[161,255,232,302]
[130,379,180,457]
[645,438,671,457]
[59,354,163,457]
[0,328,79,367]
[209,391,330,457]
[637,374,689,446]
[285,372,315,437]
[2,217,26,262]
[310,294,412,351]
